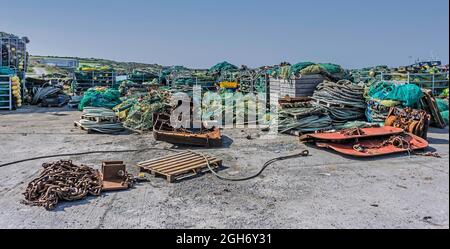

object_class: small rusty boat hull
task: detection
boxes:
[300,126,405,142]
[316,133,429,157]
[152,112,223,147]
[153,128,223,147]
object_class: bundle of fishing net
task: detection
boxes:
[269,62,348,81]
[436,98,449,126]
[312,80,367,126]
[78,87,122,111]
[209,61,238,75]
[114,90,172,131]
[201,91,228,122]
[364,81,424,123]
[278,102,332,135]
[201,92,266,126]
[440,88,449,98]
[367,81,423,107]
[365,99,401,123]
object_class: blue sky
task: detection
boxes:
[1,0,448,68]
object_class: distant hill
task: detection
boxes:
[29,55,165,72]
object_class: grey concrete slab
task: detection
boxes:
[0,106,448,228]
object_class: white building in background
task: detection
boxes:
[37,58,79,70]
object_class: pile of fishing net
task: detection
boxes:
[209,61,238,75]
[201,92,266,125]
[440,88,449,98]
[113,90,172,131]
[366,99,401,123]
[312,80,367,126]
[278,102,332,135]
[364,81,424,123]
[78,87,122,111]
[436,98,449,126]
[366,81,423,107]
[269,62,349,81]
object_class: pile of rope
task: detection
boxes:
[77,107,125,134]
[278,102,333,134]
[22,160,102,210]
[312,80,367,126]
[366,99,398,123]
[114,90,172,131]
[77,120,125,134]
[31,86,69,106]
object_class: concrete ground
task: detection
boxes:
[0,106,448,229]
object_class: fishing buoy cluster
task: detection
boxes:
[11,76,22,107]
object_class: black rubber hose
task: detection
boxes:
[0,148,311,183]
[196,150,310,182]
[0,148,179,168]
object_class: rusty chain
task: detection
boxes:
[22,160,102,210]
[340,127,366,136]
[353,134,412,153]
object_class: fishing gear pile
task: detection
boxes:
[113,89,172,131]
[76,107,125,134]
[78,87,122,111]
[31,86,70,107]
[312,80,367,126]
[278,102,332,135]
[365,81,424,123]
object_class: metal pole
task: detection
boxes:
[0,39,3,67]
[432,74,435,94]
[22,41,27,98]
[9,76,12,110]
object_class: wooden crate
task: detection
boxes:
[269,75,325,98]
[138,151,222,183]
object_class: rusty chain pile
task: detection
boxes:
[340,127,366,136]
[22,160,102,210]
[353,134,412,153]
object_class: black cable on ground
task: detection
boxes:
[193,150,310,182]
[1,148,311,183]
[0,147,180,168]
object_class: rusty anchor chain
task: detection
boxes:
[22,160,103,210]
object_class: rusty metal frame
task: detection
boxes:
[300,126,405,143]
[152,113,223,147]
[101,161,130,191]
[315,133,428,157]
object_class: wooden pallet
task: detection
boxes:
[138,151,222,183]
[312,98,355,109]
[74,121,94,133]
